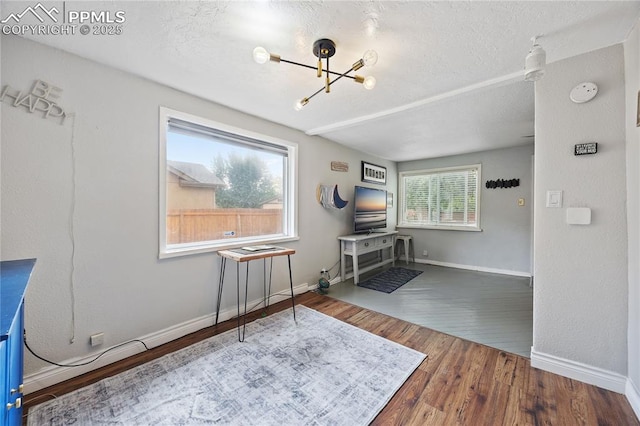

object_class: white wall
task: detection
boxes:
[624,19,640,416]
[0,35,396,385]
[533,44,628,381]
[397,144,534,275]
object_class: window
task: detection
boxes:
[159,108,298,257]
[398,164,481,231]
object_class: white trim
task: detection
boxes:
[328,276,343,286]
[24,284,309,395]
[158,106,299,259]
[415,258,531,278]
[626,378,640,420]
[530,348,627,393]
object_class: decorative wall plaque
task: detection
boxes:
[574,142,597,156]
[330,161,349,172]
[0,80,67,124]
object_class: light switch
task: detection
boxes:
[546,190,563,208]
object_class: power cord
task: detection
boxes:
[67,113,78,344]
[24,331,149,368]
[319,258,341,282]
[25,286,299,367]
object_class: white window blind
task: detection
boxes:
[398,164,481,230]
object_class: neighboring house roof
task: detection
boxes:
[167,160,225,188]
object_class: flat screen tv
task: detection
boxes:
[353,185,387,233]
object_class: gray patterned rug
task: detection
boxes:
[27,305,425,425]
[358,267,424,293]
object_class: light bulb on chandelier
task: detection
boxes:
[363,76,376,90]
[252,47,270,64]
[362,50,378,67]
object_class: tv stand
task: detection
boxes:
[338,231,397,285]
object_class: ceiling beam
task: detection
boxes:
[305,70,526,136]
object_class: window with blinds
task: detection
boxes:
[398,164,481,231]
[159,107,298,258]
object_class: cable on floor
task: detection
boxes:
[24,332,149,368]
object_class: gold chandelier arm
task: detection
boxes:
[277,58,357,80]
[300,64,369,106]
[325,55,330,93]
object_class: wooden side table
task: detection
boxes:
[216,247,296,341]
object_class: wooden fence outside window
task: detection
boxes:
[166,208,283,244]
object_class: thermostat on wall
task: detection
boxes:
[570,82,598,103]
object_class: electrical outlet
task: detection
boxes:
[90,333,104,347]
[422,250,428,257]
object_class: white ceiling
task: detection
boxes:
[6,1,640,161]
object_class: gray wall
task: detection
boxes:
[624,20,640,409]
[397,144,534,275]
[0,35,396,380]
[533,44,628,375]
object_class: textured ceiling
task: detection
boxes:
[4,1,640,161]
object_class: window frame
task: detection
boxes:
[159,107,298,258]
[398,164,482,232]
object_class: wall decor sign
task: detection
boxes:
[574,142,597,156]
[361,161,386,185]
[330,161,349,172]
[485,179,520,189]
[0,80,67,124]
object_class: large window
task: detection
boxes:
[159,108,297,257]
[398,164,481,231]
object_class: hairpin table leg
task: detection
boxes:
[288,255,296,321]
[215,257,226,325]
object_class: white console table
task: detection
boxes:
[338,231,397,285]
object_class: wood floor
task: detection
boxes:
[329,263,533,357]
[23,292,638,425]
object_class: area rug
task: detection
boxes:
[358,267,423,293]
[27,305,425,425]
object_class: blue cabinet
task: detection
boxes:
[1,259,35,426]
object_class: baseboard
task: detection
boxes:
[24,282,309,394]
[414,258,531,278]
[530,348,627,393]
[314,259,531,283]
[627,378,640,420]
[329,276,342,285]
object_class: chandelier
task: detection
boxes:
[253,38,378,110]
